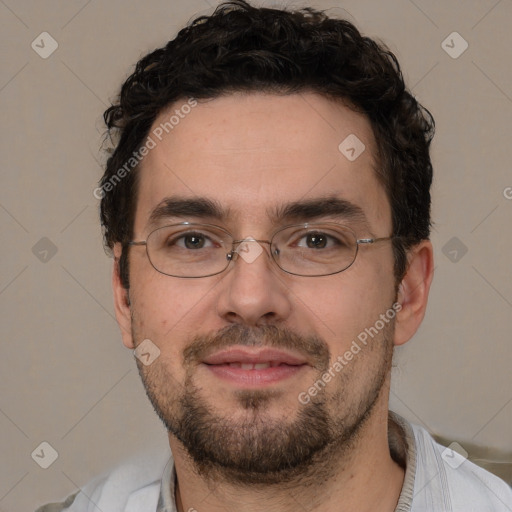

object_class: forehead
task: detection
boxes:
[134,92,390,234]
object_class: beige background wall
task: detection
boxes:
[1,1,511,510]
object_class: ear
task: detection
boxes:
[394,240,434,346]
[112,243,135,349]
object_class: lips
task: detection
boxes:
[203,348,307,366]
[202,348,309,387]
[225,362,282,369]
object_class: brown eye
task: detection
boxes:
[306,233,328,249]
[183,234,206,249]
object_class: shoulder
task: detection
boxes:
[410,421,512,511]
[34,446,172,512]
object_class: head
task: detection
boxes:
[102,1,434,484]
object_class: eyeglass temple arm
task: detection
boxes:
[356,236,395,245]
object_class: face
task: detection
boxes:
[116,92,400,483]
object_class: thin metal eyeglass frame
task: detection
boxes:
[127,222,396,278]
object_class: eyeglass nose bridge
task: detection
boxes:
[226,237,273,265]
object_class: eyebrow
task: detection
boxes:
[269,196,370,228]
[146,195,370,231]
[147,196,230,230]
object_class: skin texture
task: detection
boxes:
[112,92,434,512]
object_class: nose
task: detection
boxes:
[216,239,293,326]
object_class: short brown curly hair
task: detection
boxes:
[100,0,434,288]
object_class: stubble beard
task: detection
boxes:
[135,322,394,486]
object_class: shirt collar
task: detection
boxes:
[390,411,417,512]
[156,456,177,512]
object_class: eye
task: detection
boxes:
[174,232,215,250]
[305,233,327,249]
[296,232,339,249]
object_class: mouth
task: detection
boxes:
[202,348,310,387]
[220,361,289,369]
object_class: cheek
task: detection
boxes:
[130,272,219,353]
[291,264,395,356]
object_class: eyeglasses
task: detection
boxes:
[127,222,395,278]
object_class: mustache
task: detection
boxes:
[183,324,330,370]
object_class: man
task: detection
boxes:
[38,1,512,511]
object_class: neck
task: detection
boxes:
[169,407,405,512]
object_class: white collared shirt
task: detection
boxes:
[37,413,512,512]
